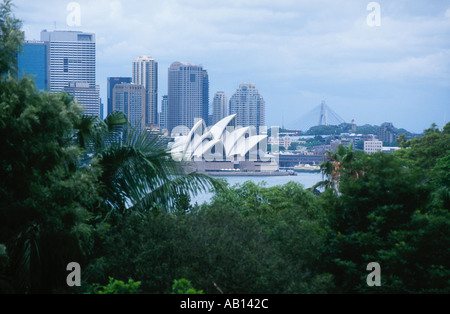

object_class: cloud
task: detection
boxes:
[12,0,450,132]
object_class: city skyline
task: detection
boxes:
[14,0,450,133]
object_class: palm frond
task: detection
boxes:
[97,123,221,214]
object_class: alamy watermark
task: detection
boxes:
[66,262,81,287]
[366,262,381,287]
[367,2,381,27]
[66,2,81,27]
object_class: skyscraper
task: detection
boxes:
[107,77,132,117]
[167,62,209,133]
[132,56,158,127]
[229,83,265,130]
[212,91,227,125]
[64,82,100,116]
[160,95,168,131]
[113,83,146,129]
[17,41,48,90]
[40,30,100,116]
[202,69,209,125]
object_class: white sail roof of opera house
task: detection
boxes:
[169,114,274,162]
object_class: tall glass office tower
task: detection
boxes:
[40,30,100,116]
[132,56,158,127]
[17,41,48,90]
[229,83,265,130]
[167,62,209,133]
[107,77,132,117]
[113,83,146,129]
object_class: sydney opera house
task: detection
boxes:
[169,114,279,173]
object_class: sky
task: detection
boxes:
[13,0,450,133]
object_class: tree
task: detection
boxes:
[320,150,449,293]
[315,143,362,192]
[0,76,103,292]
[0,0,23,76]
[73,110,220,216]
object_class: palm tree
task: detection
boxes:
[314,143,358,193]
[75,111,220,215]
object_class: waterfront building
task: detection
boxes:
[132,56,158,127]
[229,83,265,131]
[170,114,277,172]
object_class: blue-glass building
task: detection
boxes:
[17,41,48,90]
[107,77,132,117]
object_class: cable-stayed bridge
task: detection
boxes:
[286,101,346,132]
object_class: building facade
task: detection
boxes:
[229,83,265,131]
[159,95,168,131]
[212,91,227,125]
[364,140,383,154]
[167,62,209,134]
[107,77,132,117]
[40,30,100,116]
[202,69,209,125]
[64,82,100,116]
[132,56,158,127]
[112,83,146,129]
[378,122,396,144]
[17,41,48,90]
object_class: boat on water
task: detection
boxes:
[293,163,321,173]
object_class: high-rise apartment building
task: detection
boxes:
[17,41,48,90]
[229,83,265,130]
[378,122,396,144]
[107,77,132,117]
[167,62,209,133]
[112,83,146,129]
[212,91,227,125]
[40,30,100,116]
[132,56,158,127]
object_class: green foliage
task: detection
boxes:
[172,279,203,294]
[1,0,448,294]
[395,123,450,171]
[0,76,103,292]
[94,277,141,294]
[83,181,331,294]
[0,0,23,76]
[320,147,450,293]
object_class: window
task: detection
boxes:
[64,58,69,72]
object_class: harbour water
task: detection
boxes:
[191,172,324,205]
